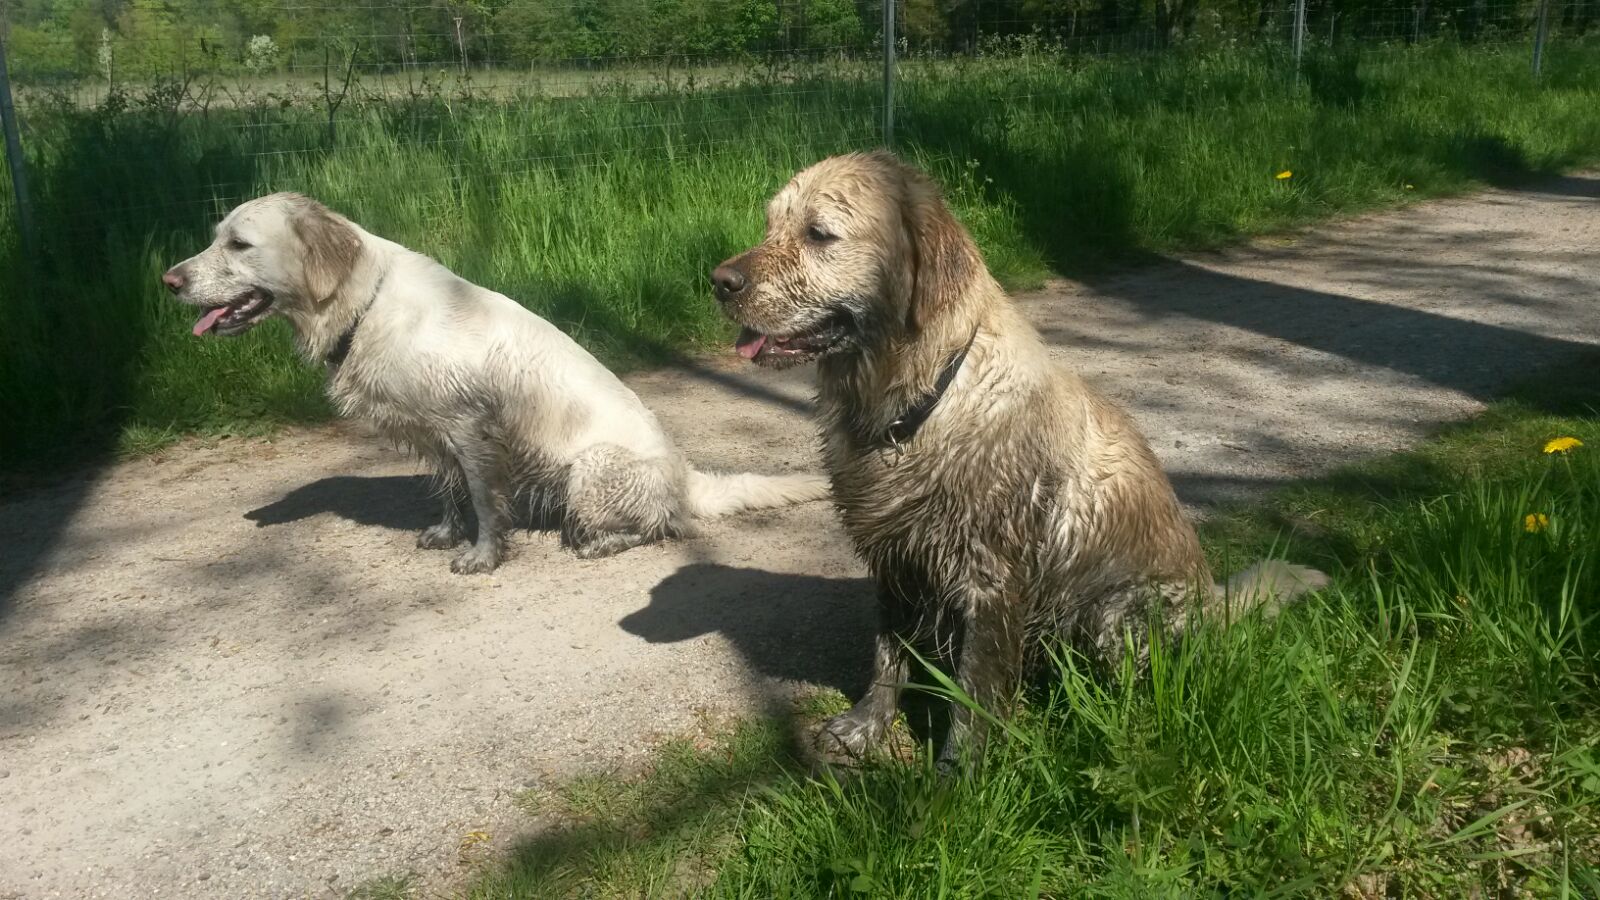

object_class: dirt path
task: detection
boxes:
[2,175,1597,898]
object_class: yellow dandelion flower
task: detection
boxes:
[1524,513,1549,533]
[458,830,491,856]
[1276,170,1293,180]
[1404,184,1415,190]
[1544,436,1583,454]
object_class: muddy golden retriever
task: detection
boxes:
[712,152,1326,762]
[165,192,826,573]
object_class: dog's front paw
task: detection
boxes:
[450,544,501,574]
[934,734,968,777]
[815,709,886,758]
[417,523,464,550]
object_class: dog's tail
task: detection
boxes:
[1216,560,1330,619]
[683,469,830,519]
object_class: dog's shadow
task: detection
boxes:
[246,475,435,531]
[244,475,557,533]
[621,563,878,695]
[625,564,959,745]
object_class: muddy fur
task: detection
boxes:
[166,193,828,573]
[714,152,1327,762]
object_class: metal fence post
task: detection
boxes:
[882,0,896,148]
[0,18,38,260]
[1531,0,1551,77]
[1292,0,1307,66]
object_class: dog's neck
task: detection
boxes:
[819,289,998,447]
[285,233,388,366]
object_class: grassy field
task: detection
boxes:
[455,355,1600,898]
[3,41,1600,470]
[11,57,870,109]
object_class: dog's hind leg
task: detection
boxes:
[418,457,468,550]
[560,445,684,559]
[445,428,510,574]
[816,577,919,758]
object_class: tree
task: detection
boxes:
[904,0,953,48]
[496,0,602,63]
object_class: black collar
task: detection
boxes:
[324,314,363,367]
[323,271,384,367]
[881,328,979,449]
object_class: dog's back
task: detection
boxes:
[328,237,671,467]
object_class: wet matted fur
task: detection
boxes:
[166,193,827,573]
[713,152,1327,762]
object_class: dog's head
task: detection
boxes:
[711,151,981,368]
[163,192,361,337]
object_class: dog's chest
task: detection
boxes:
[325,362,441,439]
[826,427,1046,569]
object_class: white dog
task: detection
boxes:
[165,193,826,573]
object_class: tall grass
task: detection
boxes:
[3,41,1599,469]
[718,456,1599,896]
[469,372,1600,897]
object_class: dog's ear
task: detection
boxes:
[898,162,979,332]
[291,198,361,303]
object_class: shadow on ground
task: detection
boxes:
[245,475,439,532]
[1,104,283,621]
[1076,254,1599,407]
[621,564,875,695]
[485,562,966,899]
[472,704,814,898]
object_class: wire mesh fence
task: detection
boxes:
[0,0,1592,245]
[0,1,898,242]
[1,0,1597,465]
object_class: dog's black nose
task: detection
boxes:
[162,269,185,293]
[711,265,746,299]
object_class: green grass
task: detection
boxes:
[465,355,1600,897]
[4,40,1600,470]
[344,873,416,900]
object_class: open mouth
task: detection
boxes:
[734,312,853,366]
[192,289,275,337]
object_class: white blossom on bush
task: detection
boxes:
[244,34,280,74]
[97,28,114,81]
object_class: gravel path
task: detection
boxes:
[2,175,1597,898]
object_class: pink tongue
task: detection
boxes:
[735,329,767,360]
[193,306,229,336]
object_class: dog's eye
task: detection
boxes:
[228,238,252,251]
[806,225,837,244]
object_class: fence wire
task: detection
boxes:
[0,0,1592,242]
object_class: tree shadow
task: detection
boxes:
[0,475,102,619]
[1201,350,1600,570]
[488,563,971,896]
[1076,256,1599,408]
[1515,172,1600,201]
[1,94,284,620]
[475,708,814,897]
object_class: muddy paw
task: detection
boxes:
[417,523,464,550]
[450,545,501,574]
[815,710,885,758]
